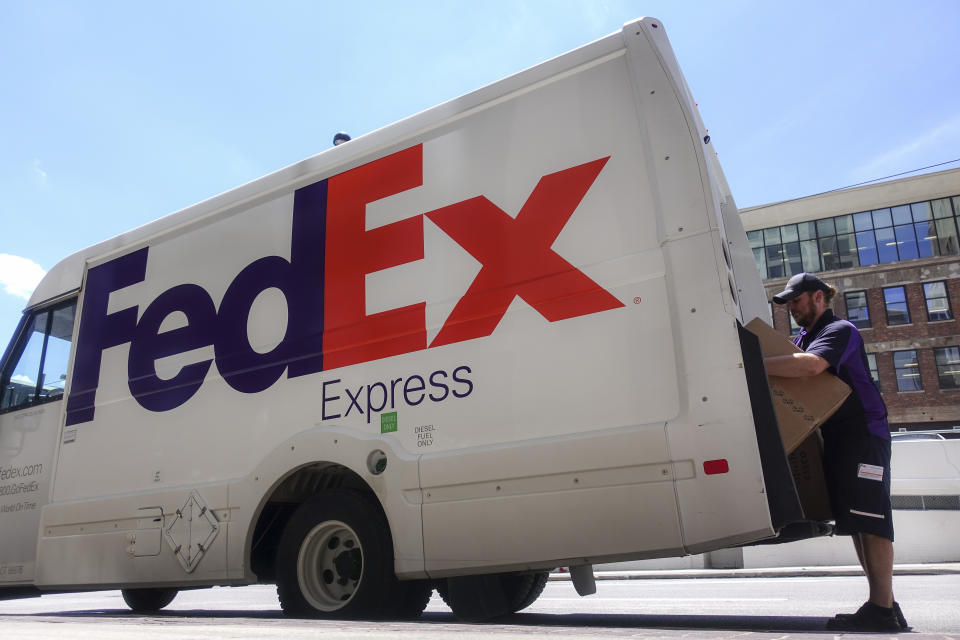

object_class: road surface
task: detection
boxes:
[1,573,957,638]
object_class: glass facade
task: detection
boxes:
[748,195,960,279]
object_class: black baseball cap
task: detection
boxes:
[772,272,831,304]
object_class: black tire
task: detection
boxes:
[275,491,407,619]
[121,587,178,612]
[502,571,549,612]
[439,570,549,621]
[389,579,434,620]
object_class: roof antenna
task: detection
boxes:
[333,132,351,146]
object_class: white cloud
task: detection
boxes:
[854,115,960,181]
[0,254,46,300]
[581,0,612,32]
[31,158,48,185]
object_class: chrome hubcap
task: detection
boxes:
[297,520,363,611]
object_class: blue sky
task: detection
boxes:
[2,0,959,345]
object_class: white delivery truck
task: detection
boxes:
[0,18,817,620]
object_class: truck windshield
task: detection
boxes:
[1,300,76,412]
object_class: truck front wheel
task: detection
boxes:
[276,491,426,619]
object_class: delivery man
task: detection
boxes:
[765,272,907,632]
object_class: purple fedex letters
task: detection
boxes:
[65,180,328,426]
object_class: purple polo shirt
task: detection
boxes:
[794,309,890,440]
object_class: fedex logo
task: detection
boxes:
[65,145,623,426]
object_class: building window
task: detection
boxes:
[923,281,952,321]
[893,350,922,392]
[883,286,911,326]
[844,291,871,329]
[866,353,881,391]
[934,347,960,390]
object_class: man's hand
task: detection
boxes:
[763,352,830,378]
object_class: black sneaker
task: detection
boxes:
[826,601,902,632]
[829,601,910,631]
[892,601,910,631]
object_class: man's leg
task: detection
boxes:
[859,532,894,608]
[828,532,905,630]
[851,534,866,572]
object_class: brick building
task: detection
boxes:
[740,167,960,431]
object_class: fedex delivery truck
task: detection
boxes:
[0,18,815,620]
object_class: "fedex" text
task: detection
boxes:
[65,145,623,426]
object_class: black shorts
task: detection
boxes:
[821,424,894,541]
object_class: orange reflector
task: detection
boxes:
[703,459,729,475]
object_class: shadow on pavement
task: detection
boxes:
[4,609,286,619]
[6,609,837,633]
[467,612,834,633]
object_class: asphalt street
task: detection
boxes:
[0,573,958,639]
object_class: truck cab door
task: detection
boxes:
[0,299,76,584]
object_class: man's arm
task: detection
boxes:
[764,352,830,378]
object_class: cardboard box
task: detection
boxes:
[788,432,833,521]
[745,317,851,454]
